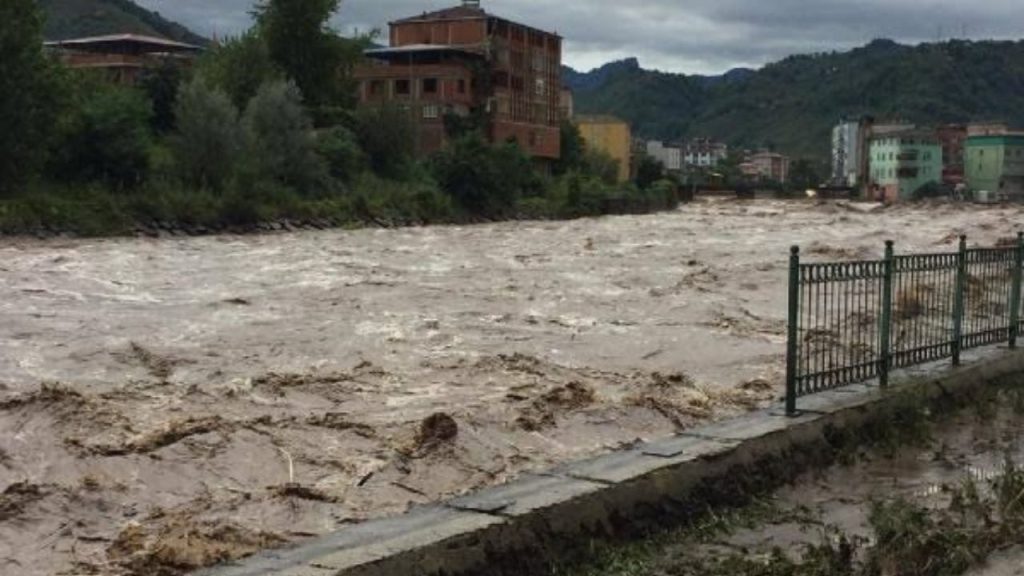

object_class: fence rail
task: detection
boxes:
[785,233,1024,415]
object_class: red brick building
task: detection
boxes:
[45,34,201,85]
[354,1,562,162]
[936,124,967,185]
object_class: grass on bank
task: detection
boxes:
[0,175,683,237]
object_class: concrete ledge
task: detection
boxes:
[203,349,1024,576]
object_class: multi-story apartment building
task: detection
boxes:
[831,120,862,187]
[868,130,942,201]
[965,132,1024,198]
[684,139,728,168]
[576,115,631,183]
[646,141,683,172]
[44,34,201,85]
[741,151,791,183]
[936,124,967,184]
[354,1,562,161]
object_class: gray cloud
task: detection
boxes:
[135,0,1024,74]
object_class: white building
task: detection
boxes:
[646,140,684,172]
[831,121,861,187]
[683,139,728,168]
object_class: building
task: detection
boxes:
[868,130,942,201]
[965,132,1024,198]
[354,1,562,161]
[44,33,202,84]
[646,140,683,172]
[684,139,728,168]
[831,120,862,187]
[936,124,967,185]
[741,151,791,183]
[576,115,631,182]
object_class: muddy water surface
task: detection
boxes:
[2,199,1022,575]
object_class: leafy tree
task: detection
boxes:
[139,60,186,133]
[252,0,364,109]
[553,120,585,176]
[354,104,415,178]
[197,31,283,111]
[0,0,65,194]
[431,132,540,217]
[789,158,823,191]
[52,84,154,188]
[171,78,240,191]
[582,149,621,185]
[635,154,665,190]
[239,80,327,194]
[316,125,366,182]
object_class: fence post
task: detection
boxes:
[785,246,800,417]
[953,235,968,366]
[1010,232,1024,349]
[879,240,895,388]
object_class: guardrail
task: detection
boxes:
[785,233,1024,415]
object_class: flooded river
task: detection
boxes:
[2,198,1023,575]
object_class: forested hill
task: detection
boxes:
[566,39,1024,161]
[39,0,207,45]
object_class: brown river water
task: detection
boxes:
[1,198,1021,575]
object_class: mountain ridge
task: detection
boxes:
[566,39,1024,161]
[39,0,207,45]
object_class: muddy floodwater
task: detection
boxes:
[2,198,1023,575]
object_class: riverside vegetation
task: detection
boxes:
[1,0,682,237]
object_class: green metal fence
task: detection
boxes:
[785,233,1024,415]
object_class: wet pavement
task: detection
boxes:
[2,198,1024,575]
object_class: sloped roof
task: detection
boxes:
[44,33,202,52]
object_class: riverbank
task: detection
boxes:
[0,179,684,238]
[565,384,1024,576]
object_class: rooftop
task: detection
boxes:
[44,33,202,53]
[390,2,561,38]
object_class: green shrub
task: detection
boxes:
[239,80,328,195]
[171,78,241,191]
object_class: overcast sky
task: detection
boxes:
[134,0,1023,75]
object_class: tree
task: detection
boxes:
[239,80,327,194]
[196,31,283,111]
[789,158,823,191]
[635,154,665,190]
[252,0,364,109]
[553,120,585,176]
[354,104,415,178]
[0,0,65,194]
[139,60,186,133]
[431,132,539,217]
[52,85,154,188]
[316,125,365,182]
[171,78,241,191]
[582,149,621,185]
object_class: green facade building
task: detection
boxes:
[868,131,942,201]
[965,134,1024,198]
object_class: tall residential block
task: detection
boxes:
[354,1,562,162]
[965,133,1024,198]
[868,130,942,201]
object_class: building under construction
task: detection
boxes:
[354,0,563,162]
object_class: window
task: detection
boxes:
[457,79,466,94]
[395,79,411,95]
[535,78,546,96]
[422,105,439,119]
[422,78,438,94]
[369,80,385,96]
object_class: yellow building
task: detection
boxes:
[576,115,632,182]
